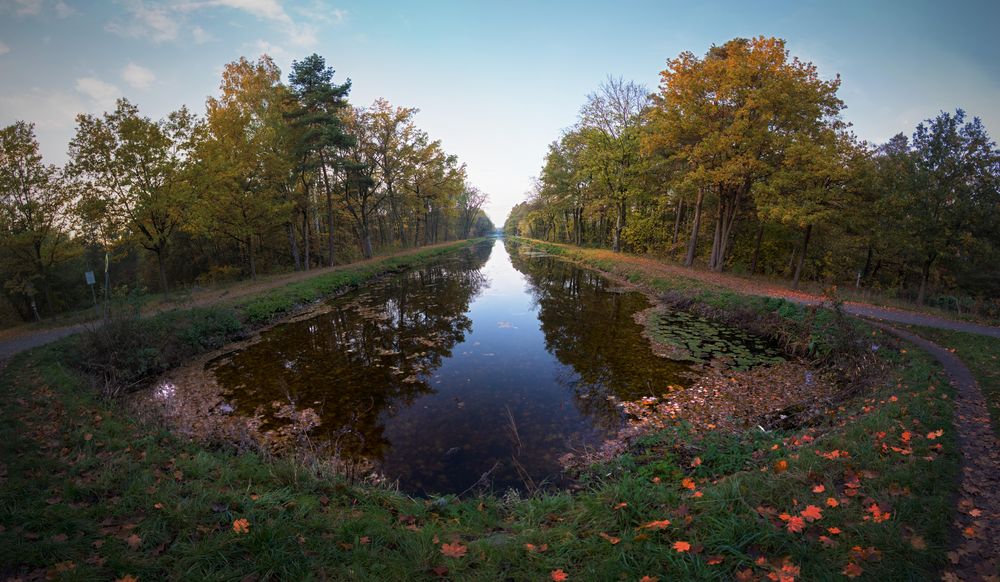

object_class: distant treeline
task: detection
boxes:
[0,54,494,323]
[505,37,1000,315]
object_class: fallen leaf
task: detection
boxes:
[800,505,823,522]
[673,540,691,553]
[550,569,569,581]
[232,518,250,534]
[599,532,620,545]
[124,534,142,549]
[843,563,864,578]
[441,542,467,558]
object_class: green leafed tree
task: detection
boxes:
[68,99,198,291]
[0,122,78,318]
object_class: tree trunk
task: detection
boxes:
[859,243,874,286]
[916,255,935,305]
[671,197,684,246]
[792,223,812,290]
[361,212,374,259]
[708,188,741,273]
[749,223,764,275]
[575,207,583,245]
[684,188,704,267]
[248,235,257,280]
[287,223,301,271]
[156,248,169,292]
[320,158,335,267]
[709,205,722,270]
[612,199,626,252]
[302,210,310,270]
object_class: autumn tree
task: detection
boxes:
[0,122,77,318]
[645,37,845,271]
[196,55,293,279]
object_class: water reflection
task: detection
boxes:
[209,238,693,494]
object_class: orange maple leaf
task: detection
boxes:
[441,542,467,558]
[827,527,842,535]
[826,497,839,508]
[800,505,823,522]
[639,519,671,530]
[773,459,788,473]
[232,518,249,534]
[639,576,659,582]
[673,540,691,553]
[550,569,569,581]
[812,484,825,493]
[681,477,696,490]
[785,516,805,533]
[690,457,702,467]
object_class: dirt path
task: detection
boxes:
[0,241,470,363]
[867,322,1000,580]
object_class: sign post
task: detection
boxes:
[85,270,96,302]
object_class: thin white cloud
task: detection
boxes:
[106,1,180,43]
[295,2,346,25]
[0,40,10,56]
[107,0,340,49]
[9,0,43,16]
[0,87,87,130]
[191,24,214,44]
[54,0,74,18]
[74,77,120,112]
[252,38,287,61]
[122,62,156,89]
[0,0,73,17]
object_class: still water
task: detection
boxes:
[209,239,694,494]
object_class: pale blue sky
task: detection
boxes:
[2,0,998,223]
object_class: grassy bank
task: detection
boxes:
[69,239,486,397]
[0,237,961,580]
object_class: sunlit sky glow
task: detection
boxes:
[1,0,998,224]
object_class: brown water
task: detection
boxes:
[207,239,695,494]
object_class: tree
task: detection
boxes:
[365,98,420,246]
[196,55,293,279]
[457,185,488,239]
[0,122,77,318]
[69,99,197,291]
[287,53,354,267]
[645,37,845,271]
[756,130,859,288]
[578,77,649,252]
[903,109,999,303]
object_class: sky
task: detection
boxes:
[1,0,999,225]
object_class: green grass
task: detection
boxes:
[0,232,964,580]
[904,325,1000,438]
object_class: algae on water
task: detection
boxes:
[649,309,785,370]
